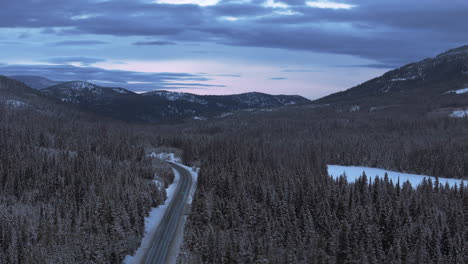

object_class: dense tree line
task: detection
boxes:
[0,77,173,263]
[4,74,468,263]
[172,108,468,263]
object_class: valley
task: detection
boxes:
[2,45,468,264]
[2,0,468,262]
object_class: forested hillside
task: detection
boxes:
[0,76,173,263]
[38,80,310,122]
[3,74,468,263]
[168,107,468,263]
[316,45,468,116]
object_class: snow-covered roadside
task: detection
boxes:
[149,152,182,163]
[123,153,199,264]
[150,152,198,203]
[328,165,467,188]
[150,152,198,204]
[165,159,199,264]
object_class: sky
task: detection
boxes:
[0,0,467,99]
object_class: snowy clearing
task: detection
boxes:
[124,153,198,264]
[193,116,207,121]
[446,87,468,94]
[349,105,360,112]
[113,88,128,94]
[328,165,467,188]
[390,76,418,82]
[149,152,182,163]
[4,100,27,108]
[450,110,468,118]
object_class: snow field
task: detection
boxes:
[328,165,467,188]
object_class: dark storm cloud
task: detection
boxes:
[43,57,106,66]
[133,41,177,46]
[1,0,468,66]
[0,64,223,91]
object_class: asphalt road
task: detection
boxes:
[142,163,193,264]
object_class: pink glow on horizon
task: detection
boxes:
[94,60,387,99]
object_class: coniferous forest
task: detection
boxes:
[0,77,174,263]
[171,110,468,264]
[1,0,468,261]
[2,75,468,263]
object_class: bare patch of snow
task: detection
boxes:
[328,165,467,188]
[144,91,208,105]
[113,88,128,94]
[67,81,98,90]
[450,110,468,118]
[218,112,233,118]
[149,152,182,163]
[381,85,391,93]
[390,76,418,82]
[349,105,360,112]
[4,100,27,108]
[445,88,468,95]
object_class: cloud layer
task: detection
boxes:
[0,63,223,91]
[0,0,467,98]
[1,0,467,65]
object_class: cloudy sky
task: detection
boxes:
[0,0,467,99]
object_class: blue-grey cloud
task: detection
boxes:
[43,57,106,66]
[208,3,269,17]
[0,63,224,91]
[133,40,177,46]
[282,69,321,73]
[270,77,287,80]
[189,50,226,54]
[0,41,22,45]
[0,0,467,66]
[215,74,241,77]
[335,63,397,69]
[52,40,108,46]
[277,0,305,5]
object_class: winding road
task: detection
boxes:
[142,163,193,264]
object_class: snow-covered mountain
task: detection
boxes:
[143,90,307,109]
[143,90,209,105]
[316,45,468,114]
[42,81,134,104]
[38,81,310,122]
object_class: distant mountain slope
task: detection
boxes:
[315,45,468,113]
[43,81,135,104]
[8,75,61,90]
[0,75,46,110]
[41,81,310,122]
[0,76,104,122]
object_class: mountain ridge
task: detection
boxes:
[315,45,468,115]
[8,79,310,122]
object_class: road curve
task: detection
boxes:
[142,163,193,264]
